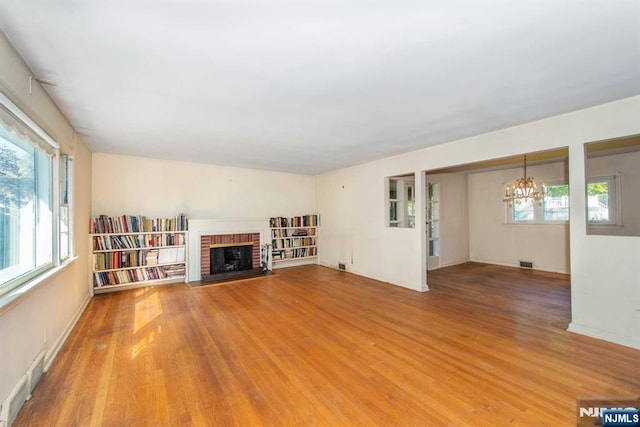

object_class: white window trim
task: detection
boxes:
[59,154,74,261]
[506,179,569,225]
[0,92,64,298]
[586,174,621,226]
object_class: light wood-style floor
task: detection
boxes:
[15,263,640,426]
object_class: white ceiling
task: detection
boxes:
[0,1,639,175]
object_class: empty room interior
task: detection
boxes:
[0,2,639,426]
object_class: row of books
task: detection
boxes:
[93,247,186,271]
[93,265,185,287]
[271,228,317,238]
[164,264,186,278]
[92,233,186,250]
[272,247,318,260]
[272,237,316,249]
[90,213,188,234]
[269,215,319,228]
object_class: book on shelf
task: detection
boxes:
[91,213,189,289]
[90,213,188,234]
[146,250,159,266]
[93,264,186,287]
[269,214,319,228]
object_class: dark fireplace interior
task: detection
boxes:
[210,245,253,275]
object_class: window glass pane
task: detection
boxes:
[543,184,569,221]
[36,150,52,267]
[389,179,397,200]
[429,239,440,257]
[0,133,36,284]
[389,201,398,222]
[59,154,71,261]
[59,205,69,261]
[587,181,610,222]
[407,201,415,228]
[429,220,440,238]
[512,199,534,221]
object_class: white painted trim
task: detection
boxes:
[0,91,58,149]
[567,322,640,350]
[469,258,569,275]
[272,257,318,269]
[44,292,91,372]
[0,257,78,313]
[188,219,271,281]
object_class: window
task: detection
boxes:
[386,174,415,228]
[585,136,638,236]
[59,154,72,261]
[0,93,63,297]
[543,183,569,221]
[586,176,617,225]
[508,181,569,223]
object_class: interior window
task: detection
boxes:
[386,174,415,228]
[585,135,639,236]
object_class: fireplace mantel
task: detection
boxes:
[188,219,271,281]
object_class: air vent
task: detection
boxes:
[519,261,534,269]
[338,263,346,271]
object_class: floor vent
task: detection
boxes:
[519,261,534,269]
[0,376,29,427]
[338,263,346,271]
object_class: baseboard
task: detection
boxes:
[469,258,569,275]
[44,293,91,372]
[567,322,640,350]
[0,293,90,426]
[432,259,471,270]
[317,261,428,292]
[271,258,319,269]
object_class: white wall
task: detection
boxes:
[468,161,570,273]
[586,150,640,236]
[426,172,469,269]
[0,33,92,405]
[92,153,315,219]
[316,95,640,348]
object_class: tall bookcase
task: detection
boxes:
[90,214,188,294]
[270,215,319,267]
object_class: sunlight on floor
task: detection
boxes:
[131,290,163,359]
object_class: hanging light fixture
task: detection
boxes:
[503,155,547,205]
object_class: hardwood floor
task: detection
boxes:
[15,263,639,426]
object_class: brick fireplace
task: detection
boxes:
[200,233,261,279]
[187,219,271,282]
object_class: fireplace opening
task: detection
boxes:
[210,244,253,275]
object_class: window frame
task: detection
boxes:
[0,91,67,299]
[59,154,74,262]
[506,179,569,225]
[386,174,416,228]
[586,175,619,226]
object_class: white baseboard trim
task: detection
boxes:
[44,293,91,372]
[567,322,640,350]
[469,258,569,275]
[439,259,471,268]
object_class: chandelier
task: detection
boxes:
[503,155,547,205]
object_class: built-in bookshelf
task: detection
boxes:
[270,215,319,266]
[90,214,188,294]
